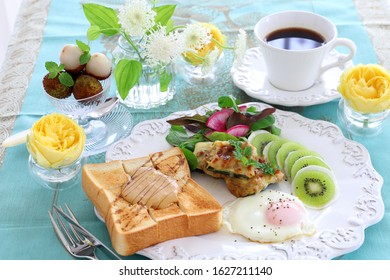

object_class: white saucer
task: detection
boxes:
[231,47,354,106]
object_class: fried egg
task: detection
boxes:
[223,189,315,243]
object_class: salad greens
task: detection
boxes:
[165,95,281,172]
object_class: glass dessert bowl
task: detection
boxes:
[45,76,112,148]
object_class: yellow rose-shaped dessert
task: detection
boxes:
[27,113,86,169]
[338,64,390,113]
[184,23,226,66]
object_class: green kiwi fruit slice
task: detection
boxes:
[276,141,305,172]
[290,156,330,181]
[284,149,322,180]
[265,138,289,168]
[248,130,279,156]
[292,165,337,209]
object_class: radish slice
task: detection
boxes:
[238,105,247,112]
[206,110,231,131]
[221,108,234,116]
[225,125,250,137]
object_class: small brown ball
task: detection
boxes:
[73,74,103,100]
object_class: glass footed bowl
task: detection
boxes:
[28,155,85,191]
[45,76,112,149]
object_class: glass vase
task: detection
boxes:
[112,36,176,109]
[337,98,389,137]
[177,52,224,85]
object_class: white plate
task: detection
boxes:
[231,48,354,106]
[106,102,384,260]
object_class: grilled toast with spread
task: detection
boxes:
[82,147,222,256]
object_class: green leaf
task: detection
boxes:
[153,5,176,27]
[82,3,120,36]
[218,95,240,112]
[165,19,175,33]
[87,26,102,41]
[58,72,74,87]
[48,72,57,79]
[159,69,173,92]
[180,147,198,170]
[45,61,59,73]
[165,125,205,151]
[79,53,91,65]
[243,146,253,157]
[166,125,190,147]
[114,59,142,100]
[76,40,90,53]
[250,115,275,131]
[270,125,281,136]
[206,132,238,142]
[246,106,258,114]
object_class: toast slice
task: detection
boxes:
[82,147,222,256]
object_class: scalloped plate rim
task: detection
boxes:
[105,102,384,260]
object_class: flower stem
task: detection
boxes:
[169,25,186,32]
[363,118,369,128]
[184,51,206,62]
[122,32,143,60]
[211,38,235,50]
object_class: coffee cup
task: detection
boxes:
[254,10,356,91]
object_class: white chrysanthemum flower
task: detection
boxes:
[201,47,220,75]
[118,0,156,37]
[234,28,247,66]
[144,26,185,67]
[182,23,212,52]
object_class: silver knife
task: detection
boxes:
[53,205,122,260]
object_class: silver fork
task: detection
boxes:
[49,207,99,260]
[53,204,122,260]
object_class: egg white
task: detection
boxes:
[223,189,315,243]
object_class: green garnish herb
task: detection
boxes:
[228,140,275,175]
[76,39,91,65]
[44,61,74,87]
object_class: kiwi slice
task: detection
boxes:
[276,141,305,172]
[292,165,337,209]
[262,140,274,159]
[266,138,289,168]
[284,149,322,180]
[290,156,330,181]
[248,130,279,156]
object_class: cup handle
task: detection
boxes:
[319,38,356,76]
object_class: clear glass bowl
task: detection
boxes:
[45,77,112,148]
[28,155,84,191]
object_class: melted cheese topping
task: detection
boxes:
[121,166,179,209]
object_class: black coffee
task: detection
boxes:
[265,27,326,50]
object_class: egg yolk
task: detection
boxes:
[265,200,304,226]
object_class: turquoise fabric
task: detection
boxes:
[0,0,388,260]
